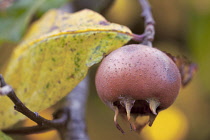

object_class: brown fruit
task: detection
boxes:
[95,44,181,133]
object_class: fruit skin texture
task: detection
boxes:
[95,44,181,112]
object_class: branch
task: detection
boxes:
[139,0,155,47]
[0,75,68,129]
[133,0,155,46]
[2,125,52,135]
[0,74,70,136]
[1,74,90,140]
[59,76,90,140]
[139,0,155,25]
[2,107,69,135]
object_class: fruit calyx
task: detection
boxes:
[112,96,160,133]
[146,98,160,115]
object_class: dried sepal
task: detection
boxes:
[147,98,160,115]
[114,106,125,134]
[164,52,197,87]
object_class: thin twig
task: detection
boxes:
[0,74,69,134]
[2,107,69,135]
[137,0,155,46]
[2,125,52,135]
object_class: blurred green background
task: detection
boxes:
[0,0,210,140]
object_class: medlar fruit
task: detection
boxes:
[95,44,181,133]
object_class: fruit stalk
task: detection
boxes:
[138,0,155,46]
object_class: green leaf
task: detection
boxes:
[0,131,13,140]
[0,9,133,128]
[0,0,69,43]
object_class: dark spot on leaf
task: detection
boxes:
[70,48,76,52]
[62,17,68,20]
[52,57,56,62]
[67,74,74,80]
[99,21,110,25]
[75,67,80,72]
[87,19,93,22]
[0,111,4,115]
[95,45,101,51]
[93,45,101,54]
[58,80,61,84]
[49,26,59,32]
[46,83,50,88]
[24,88,27,93]
[107,34,112,39]
[74,53,81,68]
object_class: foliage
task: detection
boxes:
[0,9,132,129]
[0,0,69,44]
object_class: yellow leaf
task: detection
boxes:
[0,9,132,128]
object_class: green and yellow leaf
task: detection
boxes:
[0,9,133,128]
